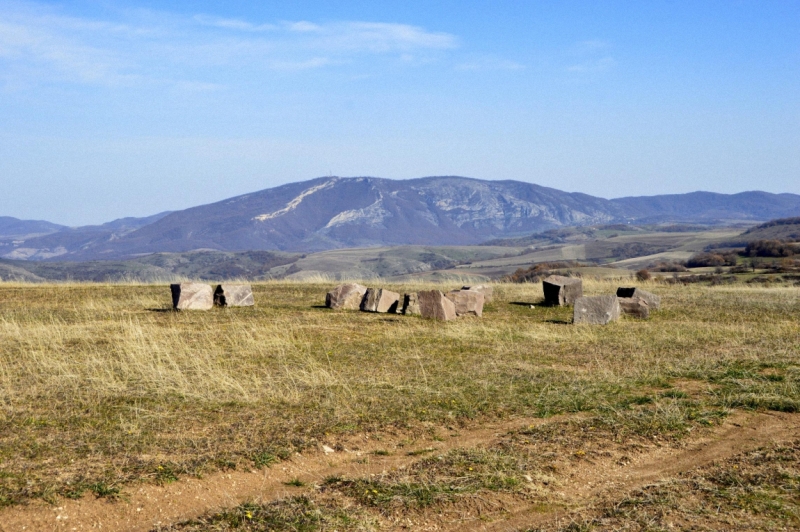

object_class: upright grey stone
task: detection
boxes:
[171,283,213,310]
[543,275,583,306]
[326,283,368,310]
[214,284,255,307]
[402,293,420,315]
[446,290,485,317]
[417,290,457,321]
[573,295,621,325]
[461,284,493,303]
[618,297,650,319]
[616,287,661,310]
[360,288,401,313]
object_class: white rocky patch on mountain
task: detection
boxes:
[253,179,338,222]
[325,195,392,228]
[418,183,548,229]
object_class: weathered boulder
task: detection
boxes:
[402,293,420,315]
[446,290,485,317]
[360,288,401,313]
[618,297,650,319]
[616,287,660,310]
[214,284,255,307]
[326,283,368,310]
[543,275,583,306]
[573,295,621,325]
[461,284,493,303]
[171,283,213,310]
[417,290,457,321]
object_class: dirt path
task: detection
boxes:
[1,410,797,532]
[458,410,800,532]
[0,416,550,532]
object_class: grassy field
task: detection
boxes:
[0,279,798,529]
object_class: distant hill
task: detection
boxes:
[740,217,800,242]
[2,176,799,261]
[0,211,172,260]
[0,217,66,239]
[611,191,800,223]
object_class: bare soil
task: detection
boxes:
[1,410,797,532]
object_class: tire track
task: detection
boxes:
[459,411,800,532]
[0,416,552,532]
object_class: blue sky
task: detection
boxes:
[1,0,798,225]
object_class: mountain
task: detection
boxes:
[0,211,172,260]
[0,217,66,239]
[612,191,800,223]
[3,176,800,261]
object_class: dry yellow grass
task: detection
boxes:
[0,279,798,507]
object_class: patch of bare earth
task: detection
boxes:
[2,410,798,531]
[0,416,552,531]
[457,410,800,531]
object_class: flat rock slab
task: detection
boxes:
[402,293,420,315]
[573,295,621,325]
[619,297,650,319]
[446,290,485,317]
[361,288,401,313]
[461,284,493,303]
[214,284,254,307]
[326,283,368,310]
[616,287,661,310]
[171,283,213,310]
[543,275,583,306]
[418,290,457,321]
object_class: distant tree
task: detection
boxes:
[743,240,796,258]
[505,262,582,283]
[686,252,738,268]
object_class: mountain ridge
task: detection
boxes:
[3,176,799,261]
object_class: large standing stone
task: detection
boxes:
[543,275,583,306]
[446,290,485,317]
[360,288,401,313]
[573,295,621,325]
[402,293,420,315]
[461,284,493,303]
[171,283,213,310]
[618,297,650,319]
[214,284,255,307]
[417,290,456,321]
[616,287,661,310]
[326,283,368,310]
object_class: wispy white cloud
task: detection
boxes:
[193,15,277,33]
[285,21,323,33]
[0,3,464,88]
[0,19,128,84]
[320,22,457,52]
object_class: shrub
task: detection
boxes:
[635,269,651,281]
[505,262,583,283]
[648,261,687,272]
[743,240,797,258]
[686,252,738,268]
